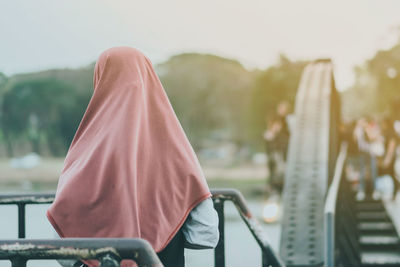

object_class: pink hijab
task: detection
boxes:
[47,47,211,256]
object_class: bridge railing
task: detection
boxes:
[0,193,55,238]
[0,238,162,267]
[324,142,360,267]
[211,188,285,267]
[0,194,162,267]
[0,189,284,267]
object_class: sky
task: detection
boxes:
[1,0,400,91]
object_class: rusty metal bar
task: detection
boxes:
[0,193,55,205]
[0,238,162,267]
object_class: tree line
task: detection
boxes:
[0,53,307,157]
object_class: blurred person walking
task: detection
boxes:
[378,117,399,200]
[340,121,360,189]
[47,47,219,267]
[263,101,291,194]
[353,118,370,200]
[365,118,385,199]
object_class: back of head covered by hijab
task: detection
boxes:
[47,47,211,256]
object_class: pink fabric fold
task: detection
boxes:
[47,47,211,266]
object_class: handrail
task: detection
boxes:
[0,193,55,238]
[211,189,285,267]
[0,194,162,266]
[0,189,284,267]
[0,193,55,204]
[324,142,348,267]
[0,238,162,267]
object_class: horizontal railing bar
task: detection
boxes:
[0,193,55,205]
[0,238,162,266]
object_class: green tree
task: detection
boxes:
[157,53,255,149]
[343,34,400,119]
[1,79,87,156]
[249,55,308,149]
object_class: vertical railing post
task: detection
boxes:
[324,212,334,267]
[262,251,269,267]
[11,258,27,267]
[17,203,26,238]
[213,199,225,267]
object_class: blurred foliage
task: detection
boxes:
[249,55,308,147]
[2,79,75,155]
[0,54,306,157]
[342,35,400,120]
[0,67,93,156]
[158,54,307,150]
[157,53,255,149]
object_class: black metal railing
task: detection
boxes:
[0,238,162,267]
[211,189,285,267]
[324,142,347,267]
[0,193,55,238]
[0,189,284,267]
[0,194,161,267]
[324,142,360,267]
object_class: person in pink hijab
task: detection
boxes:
[47,47,219,267]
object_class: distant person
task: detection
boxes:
[354,117,385,200]
[340,120,360,188]
[353,117,370,200]
[366,118,385,199]
[47,47,219,267]
[378,117,399,200]
[263,101,291,193]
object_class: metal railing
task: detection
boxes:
[211,189,285,267]
[324,142,349,267]
[0,189,284,267]
[0,194,162,267]
[0,238,162,267]
[0,193,55,238]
